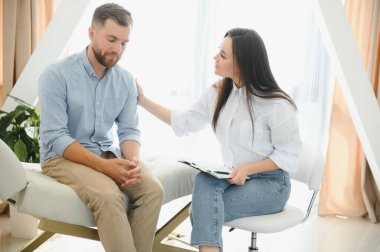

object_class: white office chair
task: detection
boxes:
[0,138,198,252]
[224,143,325,251]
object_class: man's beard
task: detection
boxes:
[92,47,120,68]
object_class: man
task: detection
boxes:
[38,3,164,252]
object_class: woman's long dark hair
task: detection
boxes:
[212,28,297,130]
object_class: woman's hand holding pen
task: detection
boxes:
[228,165,249,185]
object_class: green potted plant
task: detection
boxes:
[0,95,40,163]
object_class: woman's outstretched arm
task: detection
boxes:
[136,80,171,125]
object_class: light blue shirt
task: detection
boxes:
[38,48,140,163]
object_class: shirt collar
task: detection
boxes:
[232,82,245,98]
[81,48,97,78]
[80,47,113,79]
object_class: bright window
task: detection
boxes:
[64,0,333,161]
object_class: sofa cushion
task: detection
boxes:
[15,159,198,227]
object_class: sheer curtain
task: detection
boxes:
[319,0,380,222]
[63,0,333,164]
[1,0,55,107]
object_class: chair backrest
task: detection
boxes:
[290,143,325,191]
[0,139,27,200]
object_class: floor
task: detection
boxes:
[1,195,380,252]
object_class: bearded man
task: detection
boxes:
[38,3,163,252]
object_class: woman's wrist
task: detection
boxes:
[137,95,147,106]
[244,164,256,176]
[244,158,278,176]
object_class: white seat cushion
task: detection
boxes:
[17,170,95,227]
[147,159,198,204]
[14,159,198,227]
[224,205,304,233]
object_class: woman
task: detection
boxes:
[137,28,302,252]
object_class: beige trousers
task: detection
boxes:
[42,156,164,252]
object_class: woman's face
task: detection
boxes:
[213,37,239,80]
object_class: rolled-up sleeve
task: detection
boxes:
[171,87,216,136]
[38,65,75,159]
[116,77,141,145]
[268,102,302,173]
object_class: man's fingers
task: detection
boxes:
[121,178,142,187]
[132,157,139,165]
[127,172,143,180]
[117,158,136,166]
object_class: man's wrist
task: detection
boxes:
[93,157,109,173]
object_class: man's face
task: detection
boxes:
[89,19,131,68]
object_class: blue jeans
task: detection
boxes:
[190,169,291,251]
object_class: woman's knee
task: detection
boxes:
[194,172,211,186]
[193,173,218,193]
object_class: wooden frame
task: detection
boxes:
[19,203,195,252]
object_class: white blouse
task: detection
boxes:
[171,84,302,173]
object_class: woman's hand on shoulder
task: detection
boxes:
[135,78,145,105]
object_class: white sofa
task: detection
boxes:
[0,139,198,252]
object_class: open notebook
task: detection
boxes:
[178,160,233,179]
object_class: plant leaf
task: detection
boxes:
[14,105,40,127]
[15,104,34,114]
[14,108,30,125]
[19,128,33,149]
[31,110,41,127]
[0,113,16,132]
[14,139,28,161]
[1,95,40,163]
[1,131,18,150]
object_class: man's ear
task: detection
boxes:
[89,26,95,40]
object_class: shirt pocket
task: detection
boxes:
[239,119,272,156]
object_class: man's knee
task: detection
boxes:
[149,179,164,204]
[140,164,164,204]
[90,187,126,211]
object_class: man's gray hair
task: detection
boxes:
[92,3,133,27]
